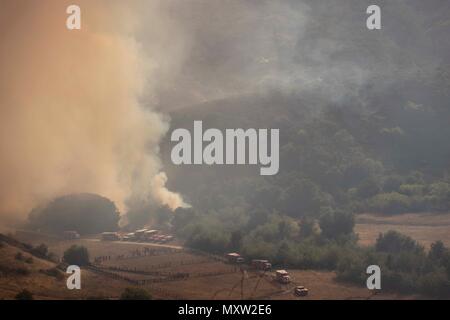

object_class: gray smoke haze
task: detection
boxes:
[0,0,190,225]
[0,0,448,225]
[144,0,449,109]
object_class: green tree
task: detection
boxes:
[428,241,447,261]
[319,208,354,239]
[300,217,316,238]
[63,245,90,266]
[375,231,423,254]
[29,193,120,235]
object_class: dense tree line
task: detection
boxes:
[28,193,120,235]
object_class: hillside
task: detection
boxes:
[0,234,130,300]
[157,88,450,219]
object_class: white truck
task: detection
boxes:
[275,270,291,284]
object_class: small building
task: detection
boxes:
[226,253,244,264]
[62,231,80,240]
[101,232,120,241]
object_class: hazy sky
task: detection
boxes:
[0,0,448,224]
[136,0,449,109]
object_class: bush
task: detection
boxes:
[63,245,90,266]
[120,288,152,300]
[319,208,354,239]
[299,217,317,238]
[15,252,34,264]
[399,184,426,196]
[28,193,120,235]
[426,182,450,211]
[31,244,49,258]
[15,289,33,300]
[418,271,450,298]
[368,192,411,214]
[185,225,230,253]
[382,271,416,294]
[383,175,403,193]
[356,179,381,199]
[0,265,30,276]
[429,241,447,261]
[336,254,366,285]
[375,231,423,254]
[40,267,64,281]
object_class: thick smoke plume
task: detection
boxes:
[0,0,188,224]
[0,0,447,226]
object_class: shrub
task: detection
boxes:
[15,289,33,300]
[383,175,403,193]
[186,226,230,254]
[382,271,416,294]
[63,245,90,266]
[429,241,447,261]
[399,184,426,196]
[28,193,120,235]
[319,208,354,239]
[31,244,49,258]
[417,271,450,298]
[299,217,317,238]
[120,288,152,300]
[335,252,366,285]
[426,182,450,211]
[15,252,33,264]
[375,231,423,254]
[0,265,29,276]
[41,267,64,281]
[356,179,381,199]
[368,192,411,214]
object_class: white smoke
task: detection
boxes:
[0,0,188,224]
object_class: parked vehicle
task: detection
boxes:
[275,270,291,284]
[251,259,272,271]
[101,232,120,241]
[62,230,80,240]
[294,286,309,297]
[122,233,136,241]
[226,253,244,264]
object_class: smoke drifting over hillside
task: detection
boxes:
[146,0,448,109]
[0,0,448,225]
[0,0,188,223]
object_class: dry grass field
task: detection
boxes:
[6,211,448,300]
[355,212,450,249]
[1,232,420,300]
[0,241,132,300]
